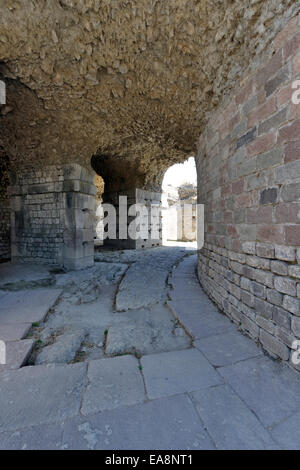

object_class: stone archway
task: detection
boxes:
[0,1,300,368]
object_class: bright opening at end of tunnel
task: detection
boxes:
[162,157,198,249]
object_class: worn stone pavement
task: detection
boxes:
[0,248,300,449]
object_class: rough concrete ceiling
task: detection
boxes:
[0,0,299,188]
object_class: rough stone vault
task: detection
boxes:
[0,0,300,369]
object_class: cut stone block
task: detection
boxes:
[115,248,186,311]
[219,356,300,427]
[194,331,263,367]
[0,422,64,450]
[169,283,205,301]
[191,384,277,450]
[167,300,235,339]
[0,339,34,372]
[141,348,222,399]
[63,394,215,450]
[0,363,87,433]
[36,331,85,365]
[0,323,31,342]
[0,289,62,325]
[105,323,190,356]
[81,355,146,415]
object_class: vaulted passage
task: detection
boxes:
[0,0,300,371]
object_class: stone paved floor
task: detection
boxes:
[0,249,300,449]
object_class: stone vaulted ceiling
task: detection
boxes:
[0,0,299,187]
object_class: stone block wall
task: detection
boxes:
[102,188,162,249]
[9,164,96,269]
[0,203,10,260]
[196,14,300,369]
[0,151,11,260]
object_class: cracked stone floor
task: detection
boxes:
[0,246,300,450]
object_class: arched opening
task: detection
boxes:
[161,157,197,249]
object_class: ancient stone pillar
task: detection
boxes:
[102,188,163,249]
[9,163,96,269]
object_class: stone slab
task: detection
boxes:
[271,412,300,450]
[55,262,128,288]
[191,384,277,450]
[0,263,54,290]
[0,422,64,450]
[168,297,223,315]
[141,348,222,399]
[0,362,87,433]
[63,394,215,450]
[219,356,300,427]
[0,339,34,372]
[105,323,190,356]
[194,331,263,367]
[169,283,206,301]
[0,323,31,342]
[36,331,85,365]
[173,255,197,274]
[168,301,235,339]
[170,277,200,290]
[81,355,146,415]
[0,288,62,325]
[115,248,187,311]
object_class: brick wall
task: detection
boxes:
[196,14,300,370]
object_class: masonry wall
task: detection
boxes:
[0,203,10,260]
[9,164,96,269]
[196,14,300,370]
[9,166,65,264]
[0,152,11,260]
[102,188,162,249]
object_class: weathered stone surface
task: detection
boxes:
[0,289,62,325]
[0,323,31,342]
[0,339,34,372]
[56,262,128,288]
[168,300,235,339]
[63,395,215,450]
[115,248,187,310]
[283,295,300,315]
[0,422,64,450]
[219,356,300,427]
[274,276,296,296]
[271,412,300,450]
[105,322,190,357]
[141,348,222,399]
[36,331,85,365]
[194,331,262,367]
[256,243,275,259]
[81,356,145,415]
[0,363,87,433]
[191,384,277,450]
[0,263,54,290]
[259,329,290,360]
[275,245,296,261]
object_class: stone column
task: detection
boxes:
[9,163,96,270]
[102,188,163,249]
